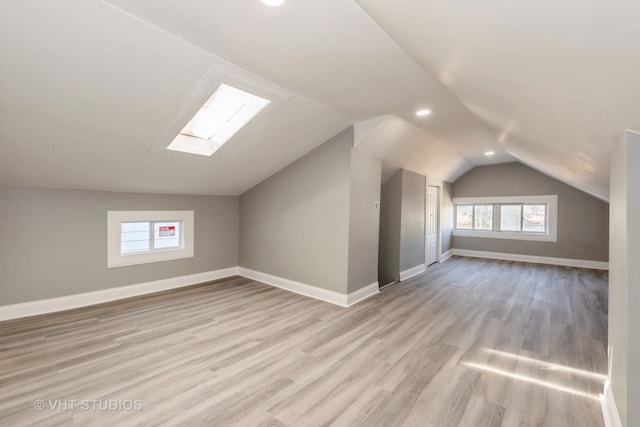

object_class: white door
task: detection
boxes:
[426,186,439,266]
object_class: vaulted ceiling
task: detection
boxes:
[2,0,637,200]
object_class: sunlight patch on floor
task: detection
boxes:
[463,348,606,401]
[464,362,600,401]
[485,349,607,381]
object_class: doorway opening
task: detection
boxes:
[426,185,440,266]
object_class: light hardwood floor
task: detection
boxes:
[0,257,608,426]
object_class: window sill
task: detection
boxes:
[452,229,557,242]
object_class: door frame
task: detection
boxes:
[425,178,443,266]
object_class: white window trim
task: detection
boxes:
[452,195,558,242]
[150,66,290,158]
[107,211,194,268]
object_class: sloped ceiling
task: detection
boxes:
[354,115,475,184]
[2,0,633,200]
[355,0,640,201]
[0,1,350,195]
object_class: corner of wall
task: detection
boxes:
[601,380,623,427]
[347,148,382,293]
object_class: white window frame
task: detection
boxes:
[107,211,194,268]
[150,67,290,158]
[452,195,558,242]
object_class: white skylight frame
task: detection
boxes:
[167,83,271,156]
[152,66,290,158]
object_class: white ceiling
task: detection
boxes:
[2,0,635,199]
[354,115,475,184]
[355,0,640,201]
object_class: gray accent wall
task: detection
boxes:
[378,169,428,285]
[240,127,381,295]
[452,162,609,261]
[0,186,239,305]
[609,130,640,427]
[399,170,426,271]
[441,182,454,254]
[347,149,382,293]
[378,170,402,286]
[240,129,352,294]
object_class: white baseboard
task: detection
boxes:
[600,380,622,427]
[399,264,426,281]
[238,267,349,307]
[347,282,379,307]
[439,249,453,262]
[0,267,240,322]
[451,249,609,270]
[0,266,380,322]
[238,268,379,307]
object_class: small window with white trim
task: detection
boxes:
[452,195,557,242]
[108,211,194,268]
[120,221,182,254]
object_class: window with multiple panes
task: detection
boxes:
[120,221,183,254]
[107,211,194,268]
[452,196,557,242]
[456,204,494,230]
[474,205,494,230]
[498,204,547,233]
[455,203,548,233]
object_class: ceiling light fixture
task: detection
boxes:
[416,109,432,117]
[484,151,495,156]
[261,0,286,7]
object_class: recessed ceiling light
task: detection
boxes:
[485,151,495,156]
[167,83,270,157]
[261,0,286,7]
[416,109,432,117]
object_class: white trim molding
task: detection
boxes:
[347,282,379,307]
[238,268,379,308]
[600,380,622,427]
[439,249,453,262]
[452,228,556,242]
[239,267,348,306]
[452,249,608,270]
[0,267,380,322]
[151,66,291,157]
[399,263,426,281]
[0,267,239,322]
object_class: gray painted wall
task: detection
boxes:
[452,162,609,261]
[239,129,352,294]
[347,149,382,293]
[0,186,239,305]
[400,170,426,271]
[378,170,402,286]
[609,130,640,427]
[441,181,454,254]
[378,169,428,284]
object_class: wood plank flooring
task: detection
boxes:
[0,257,608,426]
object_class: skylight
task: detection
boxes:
[167,83,270,156]
[261,0,286,6]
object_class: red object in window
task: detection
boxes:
[159,226,175,237]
